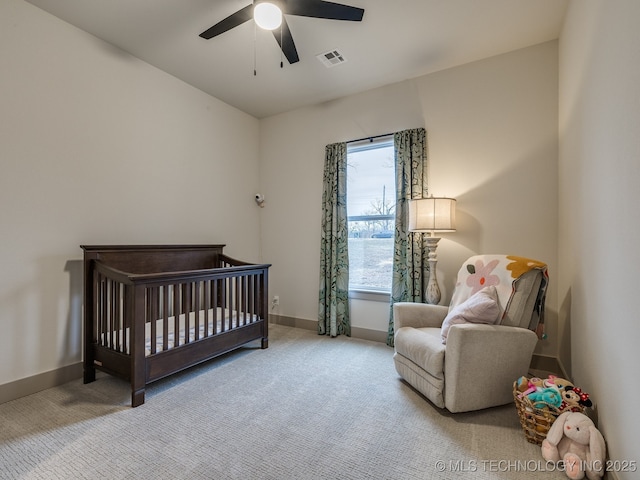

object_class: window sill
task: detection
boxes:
[349,289,390,303]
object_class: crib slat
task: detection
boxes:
[247,274,252,324]
[228,276,232,331]
[250,273,257,323]
[244,274,249,325]
[220,278,226,332]
[149,287,157,355]
[237,275,243,327]
[194,281,200,341]
[115,282,121,352]
[123,282,130,355]
[98,274,103,347]
[100,274,107,348]
[231,275,236,328]
[148,286,159,355]
[235,275,241,327]
[249,274,253,324]
[183,282,191,345]
[173,283,180,348]
[246,274,252,324]
[212,280,219,334]
[110,279,116,350]
[238,275,242,326]
[230,276,235,330]
[163,286,169,352]
[97,274,103,347]
[204,280,211,337]
[105,280,110,349]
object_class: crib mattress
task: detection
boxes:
[102,308,258,356]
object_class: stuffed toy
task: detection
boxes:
[559,388,583,412]
[516,376,529,393]
[529,377,545,389]
[566,386,593,408]
[518,376,546,397]
[528,387,563,409]
[560,387,592,412]
[544,375,575,391]
[541,411,606,480]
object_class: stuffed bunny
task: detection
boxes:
[541,411,606,480]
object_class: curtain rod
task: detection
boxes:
[346,132,394,144]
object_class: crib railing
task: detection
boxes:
[91,258,269,357]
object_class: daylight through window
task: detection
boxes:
[347,137,395,292]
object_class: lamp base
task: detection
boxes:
[424,237,441,305]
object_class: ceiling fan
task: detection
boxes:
[199,0,365,65]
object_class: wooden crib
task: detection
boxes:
[81,244,270,407]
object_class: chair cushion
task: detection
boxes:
[394,327,445,378]
[440,286,501,344]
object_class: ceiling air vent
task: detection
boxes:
[317,49,347,68]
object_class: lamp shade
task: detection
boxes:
[408,197,456,233]
[254,2,283,30]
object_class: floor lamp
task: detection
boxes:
[408,196,456,304]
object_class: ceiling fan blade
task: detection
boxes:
[284,0,364,21]
[199,4,253,39]
[273,17,300,64]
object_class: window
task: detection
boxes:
[347,137,395,293]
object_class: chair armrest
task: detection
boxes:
[443,324,538,412]
[393,302,449,329]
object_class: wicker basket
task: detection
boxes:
[512,382,584,445]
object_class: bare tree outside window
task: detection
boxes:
[347,138,395,291]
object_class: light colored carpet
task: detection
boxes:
[0,324,567,479]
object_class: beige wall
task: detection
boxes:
[0,0,261,387]
[260,41,559,356]
[559,0,640,474]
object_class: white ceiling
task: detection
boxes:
[24,0,569,119]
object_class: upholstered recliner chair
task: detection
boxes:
[393,255,548,413]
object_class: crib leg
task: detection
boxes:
[132,388,145,407]
[261,337,268,349]
[83,364,96,384]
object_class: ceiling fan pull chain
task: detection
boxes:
[253,22,257,76]
[280,26,284,68]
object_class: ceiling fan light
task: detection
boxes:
[254,2,282,30]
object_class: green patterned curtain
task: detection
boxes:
[318,142,351,337]
[387,128,429,346]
